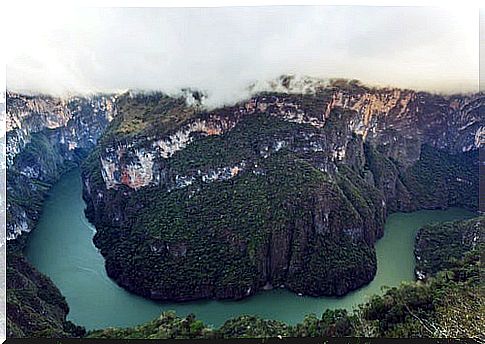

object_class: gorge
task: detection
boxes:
[5,77,484,337]
[23,171,474,329]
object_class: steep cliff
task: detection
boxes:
[6,250,85,338]
[6,92,117,240]
[5,92,118,338]
[87,236,483,339]
[81,79,483,301]
[5,78,483,338]
[414,216,483,279]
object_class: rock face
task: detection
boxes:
[6,92,117,240]
[6,79,483,301]
[414,216,483,280]
[90,85,483,193]
[6,251,85,338]
[79,80,483,301]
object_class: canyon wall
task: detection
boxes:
[5,81,483,301]
[6,92,117,240]
[80,82,483,301]
[85,86,483,232]
[93,87,483,193]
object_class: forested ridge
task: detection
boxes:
[87,216,484,339]
[6,84,483,339]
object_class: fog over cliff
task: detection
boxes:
[6,6,479,106]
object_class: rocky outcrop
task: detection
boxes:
[6,92,117,240]
[6,92,116,167]
[81,82,482,301]
[91,86,483,192]
[6,79,483,303]
[88,146,381,301]
[99,116,240,190]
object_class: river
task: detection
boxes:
[24,169,475,330]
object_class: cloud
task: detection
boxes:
[6,6,479,106]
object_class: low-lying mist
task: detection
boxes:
[6,6,479,108]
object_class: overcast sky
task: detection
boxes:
[6,6,479,105]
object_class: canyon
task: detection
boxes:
[6,78,483,307]
[6,92,117,241]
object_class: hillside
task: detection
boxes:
[5,79,483,337]
[87,216,484,339]
[81,80,482,300]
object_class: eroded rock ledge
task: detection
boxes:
[80,83,482,301]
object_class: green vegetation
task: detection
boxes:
[357,247,483,339]
[415,216,483,278]
[287,235,376,296]
[92,150,377,300]
[336,165,386,241]
[87,311,213,339]
[363,142,479,213]
[168,113,318,173]
[100,92,199,144]
[87,217,484,340]
[6,251,86,338]
[401,145,479,211]
[218,315,292,338]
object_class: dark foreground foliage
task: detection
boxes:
[6,250,86,338]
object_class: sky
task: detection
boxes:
[6,6,480,106]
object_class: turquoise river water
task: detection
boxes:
[25,169,475,330]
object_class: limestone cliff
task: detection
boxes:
[80,81,483,301]
[6,79,483,301]
[91,85,483,193]
[6,92,117,240]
